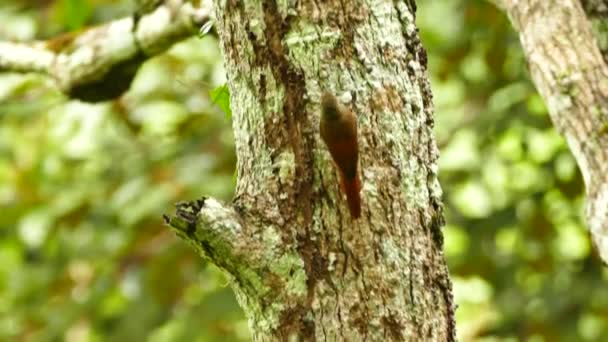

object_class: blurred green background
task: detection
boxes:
[0,0,606,341]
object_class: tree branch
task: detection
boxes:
[164,197,313,334]
[0,0,212,102]
[503,0,608,264]
[164,198,277,298]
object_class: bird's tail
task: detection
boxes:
[340,172,362,219]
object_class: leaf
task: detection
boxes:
[60,0,92,30]
[209,84,232,119]
[199,21,215,37]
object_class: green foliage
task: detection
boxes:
[0,0,606,341]
[59,0,92,30]
[419,0,606,340]
[210,84,232,119]
[0,1,243,340]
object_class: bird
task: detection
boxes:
[319,91,362,219]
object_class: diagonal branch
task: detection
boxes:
[164,198,274,298]
[503,0,608,264]
[164,197,311,333]
[0,0,213,102]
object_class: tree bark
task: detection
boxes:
[167,0,455,340]
[501,0,608,264]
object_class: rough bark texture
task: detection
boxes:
[167,0,455,340]
[504,0,608,264]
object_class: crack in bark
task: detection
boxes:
[210,0,454,339]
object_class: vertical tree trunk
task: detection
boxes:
[502,0,608,263]
[167,0,455,340]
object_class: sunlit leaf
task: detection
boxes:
[59,0,92,30]
[210,84,232,119]
[199,21,215,37]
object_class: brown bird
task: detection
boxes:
[319,91,362,219]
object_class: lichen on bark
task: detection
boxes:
[166,0,455,340]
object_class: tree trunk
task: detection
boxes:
[167,0,455,340]
[501,0,608,264]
